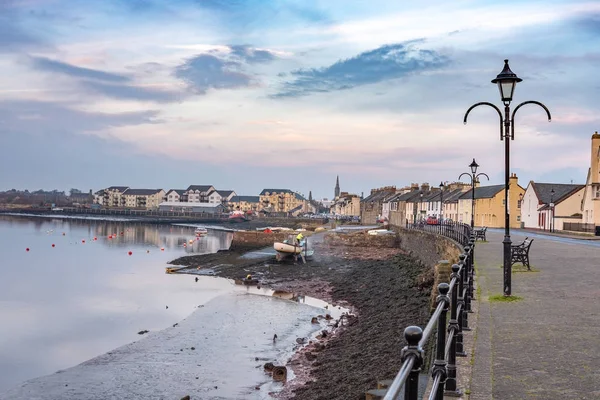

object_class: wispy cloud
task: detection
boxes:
[79,81,182,103]
[30,56,129,83]
[275,41,450,97]
[228,44,277,64]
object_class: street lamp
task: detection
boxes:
[464,59,552,296]
[439,182,445,220]
[459,159,489,228]
[550,188,555,233]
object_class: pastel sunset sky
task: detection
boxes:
[1,0,598,198]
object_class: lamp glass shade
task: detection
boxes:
[498,80,516,102]
[469,159,479,174]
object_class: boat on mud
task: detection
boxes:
[273,234,313,262]
[195,227,208,236]
[228,210,249,222]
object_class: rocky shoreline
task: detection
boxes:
[170,233,435,400]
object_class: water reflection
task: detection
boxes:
[0,215,233,392]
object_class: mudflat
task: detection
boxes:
[171,237,434,400]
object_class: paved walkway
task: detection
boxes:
[469,231,600,399]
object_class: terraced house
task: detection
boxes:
[259,189,306,213]
[229,196,260,212]
[121,189,165,210]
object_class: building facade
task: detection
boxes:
[360,186,398,224]
[122,189,165,210]
[457,174,524,228]
[521,182,584,231]
[184,185,215,203]
[229,196,260,212]
[259,189,306,213]
[100,186,129,207]
[331,192,361,216]
[581,132,600,233]
[165,189,185,203]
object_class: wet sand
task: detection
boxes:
[171,237,434,399]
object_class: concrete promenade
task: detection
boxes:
[469,230,600,399]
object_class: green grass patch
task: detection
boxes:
[497,264,540,273]
[489,294,523,303]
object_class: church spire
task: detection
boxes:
[334,175,340,198]
[308,191,313,202]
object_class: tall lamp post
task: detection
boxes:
[413,192,419,226]
[464,59,552,296]
[550,188,555,233]
[439,182,445,220]
[459,159,489,228]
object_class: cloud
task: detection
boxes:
[174,54,253,93]
[0,3,48,53]
[275,41,450,97]
[30,56,130,83]
[79,81,182,103]
[228,45,277,64]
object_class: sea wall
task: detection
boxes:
[391,226,462,267]
[323,231,399,248]
[230,231,310,251]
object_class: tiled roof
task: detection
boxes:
[217,190,235,197]
[443,189,468,203]
[231,195,260,203]
[531,183,585,205]
[166,189,185,195]
[459,185,504,200]
[123,189,163,196]
[186,185,214,192]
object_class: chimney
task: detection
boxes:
[509,173,519,188]
[591,131,600,180]
[411,183,419,192]
[420,183,430,192]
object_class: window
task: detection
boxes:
[517,200,521,208]
[502,199,506,206]
[517,216,521,222]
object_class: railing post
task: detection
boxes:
[456,255,467,354]
[469,237,476,302]
[432,283,450,399]
[401,326,424,400]
[445,264,462,395]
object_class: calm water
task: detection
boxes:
[0,215,311,395]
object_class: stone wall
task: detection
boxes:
[230,231,307,250]
[323,231,399,248]
[391,225,461,268]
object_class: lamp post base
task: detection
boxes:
[503,235,512,296]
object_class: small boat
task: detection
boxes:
[274,241,304,255]
[228,211,249,222]
[195,227,208,236]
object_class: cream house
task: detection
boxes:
[122,189,165,210]
[100,186,129,208]
[184,185,215,203]
[581,131,600,234]
[259,189,306,213]
[165,189,185,203]
[332,192,361,216]
[229,196,260,212]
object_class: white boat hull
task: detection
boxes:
[274,242,303,254]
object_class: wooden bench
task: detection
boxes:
[510,238,534,270]
[474,227,487,241]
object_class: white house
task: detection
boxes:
[165,189,185,203]
[520,182,584,231]
[184,185,215,203]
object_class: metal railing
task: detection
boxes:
[384,227,475,400]
[407,220,472,247]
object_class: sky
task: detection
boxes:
[0,0,599,199]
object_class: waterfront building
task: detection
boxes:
[457,174,524,228]
[165,189,185,203]
[581,132,600,234]
[184,185,215,203]
[158,202,224,214]
[207,190,236,206]
[360,186,398,224]
[259,189,306,213]
[229,196,260,212]
[100,186,129,207]
[122,189,166,210]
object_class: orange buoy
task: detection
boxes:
[26,248,30,252]
[128,251,132,256]
[52,244,55,248]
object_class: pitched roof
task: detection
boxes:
[166,189,186,195]
[107,186,129,191]
[123,189,163,196]
[363,190,396,203]
[217,190,235,197]
[186,185,214,192]
[231,195,260,203]
[158,202,222,210]
[443,189,468,203]
[531,183,585,205]
[459,185,504,200]
[259,189,305,200]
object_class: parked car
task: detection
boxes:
[426,217,439,225]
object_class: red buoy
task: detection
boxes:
[62,233,66,236]
[82,240,86,244]
[128,251,132,256]
[94,237,97,241]
[52,244,55,248]
[161,248,165,251]
[26,248,30,252]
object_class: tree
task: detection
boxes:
[70,188,82,196]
